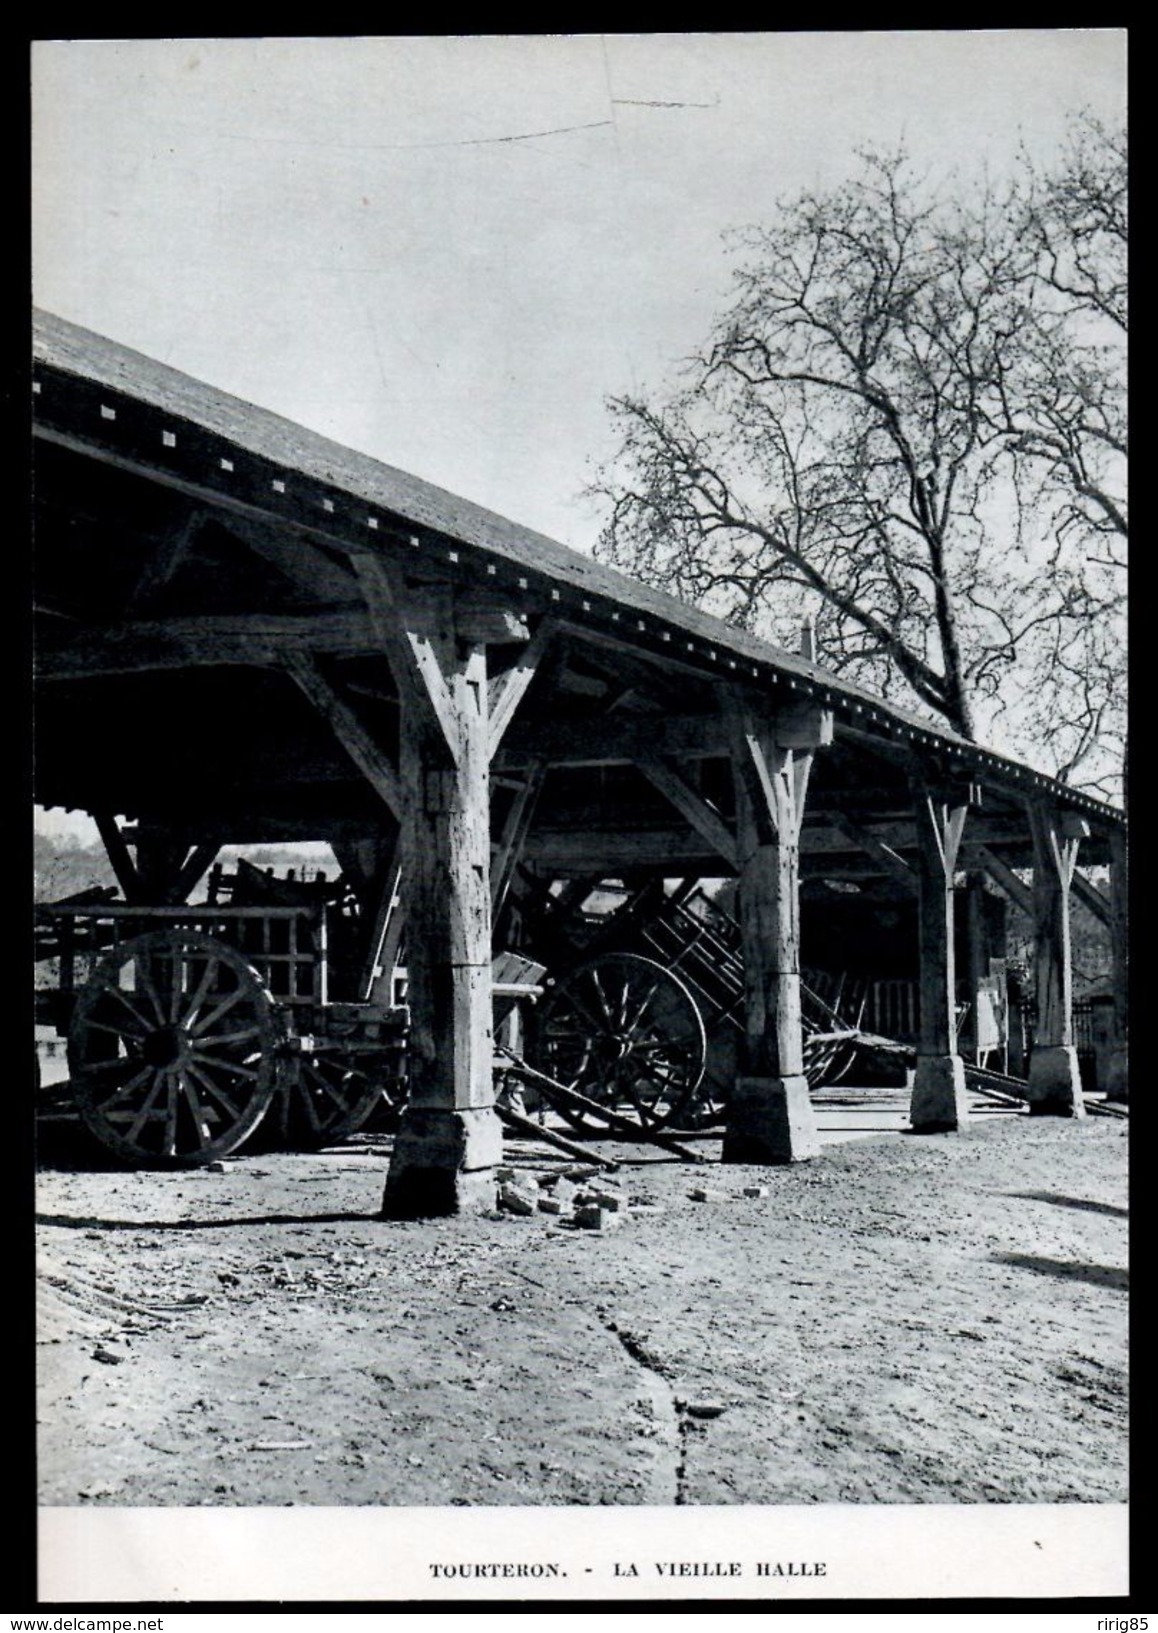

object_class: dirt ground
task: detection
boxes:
[36,1098,1128,1508]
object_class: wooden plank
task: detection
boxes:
[496,1051,711,1164]
[35,612,374,681]
[331,829,404,1004]
[501,711,728,766]
[170,843,221,904]
[219,513,365,604]
[636,755,738,870]
[120,608,374,645]
[284,653,403,819]
[495,1102,620,1170]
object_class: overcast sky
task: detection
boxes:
[33,32,1125,553]
[32,33,1125,842]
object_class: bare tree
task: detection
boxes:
[594,123,1126,796]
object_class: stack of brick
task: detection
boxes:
[494,1165,632,1230]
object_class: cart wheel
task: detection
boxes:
[537,951,707,1131]
[271,1048,405,1150]
[68,929,281,1167]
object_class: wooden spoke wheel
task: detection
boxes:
[536,951,707,1131]
[68,929,281,1167]
[267,1045,405,1150]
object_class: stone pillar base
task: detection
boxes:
[722,1075,818,1164]
[1027,1045,1086,1117]
[1104,1043,1128,1104]
[910,1053,968,1132]
[381,1106,501,1219]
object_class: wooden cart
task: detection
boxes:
[34,887,409,1166]
[509,875,865,1133]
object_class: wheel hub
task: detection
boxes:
[141,1024,188,1069]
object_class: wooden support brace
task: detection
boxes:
[829,812,916,893]
[491,761,545,917]
[122,508,207,616]
[92,812,142,903]
[971,844,1033,916]
[487,617,557,759]
[636,755,739,870]
[170,843,222,904]
[347,553,459,754]
[284,652,403,819]
[1071,870,1111,928]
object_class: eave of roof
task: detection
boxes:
[32,308,1124,829]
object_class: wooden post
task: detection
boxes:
[722,693,831,1164]
[353,566,502,1217]
[910,779,972,1131]
[1026,802,1088,1117]
[1105,826,1128,1101]
[962,871,987,1066]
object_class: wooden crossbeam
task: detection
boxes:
[284,653,403,819]
[116,609,373,644]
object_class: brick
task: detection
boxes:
[498,1182,538,1217]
